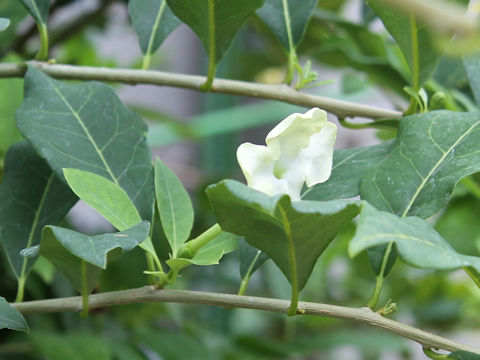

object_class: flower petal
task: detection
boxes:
[236,143,289,197]
[302,121,337,187]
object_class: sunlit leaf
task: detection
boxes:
[154,158,194,257]
[63,168,157,258]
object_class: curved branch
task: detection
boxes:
[11,286,480,354]
[0,62,402,120]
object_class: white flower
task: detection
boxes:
[237,108,337,201]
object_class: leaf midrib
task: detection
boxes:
[50,82,120,187]
[145,0,167,56]
[30,0,45,25]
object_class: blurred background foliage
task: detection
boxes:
[0,0,480,359]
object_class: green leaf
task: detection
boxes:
[239,238,269,279]
[128,0,180,55]
[361,110,480,219]
[207,180,360,291]
[349,203,480,283]
[0,297,28,332]
[0,141,77,280]
[63,168,157,258]
[40,222,149,293]
[301,141,395,201]
[166,0,264,84]
[0,55,24,160]
[449,351,480,360]
[257,0,318,49]
[166,232,238,272]
[366,0,438,86]
[31,333,111,360]
[0,18,10,31]
[463,53,480,106]
[154,158,194,258]
[16,67,155,221]
[20,0,49,25]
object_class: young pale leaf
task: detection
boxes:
[154,158,194,257]
[239,238,269,279]
[361,110,480,219]
[0,18,10,31]
[257,0,318,50]
[349,203,480,284]
[301,141,395,201]
[165,0,264,64]
[366,0,438,86]
[0,142,77,280]
[166,232,238,272]
[128,0,180,55]
[463,53,480,106]
[207,180,360,291]
[16,67,155,221]
[0,297,28,332]
[20,0,49,25]
[40,222,149,293]
[63,169,157,258]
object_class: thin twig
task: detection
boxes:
[0,62,402,120]
[10,286,480,354]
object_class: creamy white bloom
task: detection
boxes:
[237,108,337,201]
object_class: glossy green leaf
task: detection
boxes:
[361,110,480,219]
[63,168,157,258]
[154,158,194,257]
[239,238,269,278]
[0,297,28,332]
[40,222,149,293]
[16,67,155,221]
[166,0,264,64]
[449,351,480,360]
[20,0,49,25]
[463,53,480,106]
[349,203,480,284]
[31,333,111,360]
[128,0,180,55]
[257,0,318,49]
[366,0,438,86]
[166,232,238,272]
[207,180,360,291]
[301,141,395,201]
[0,141,77,280]
[0,18,10,31]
